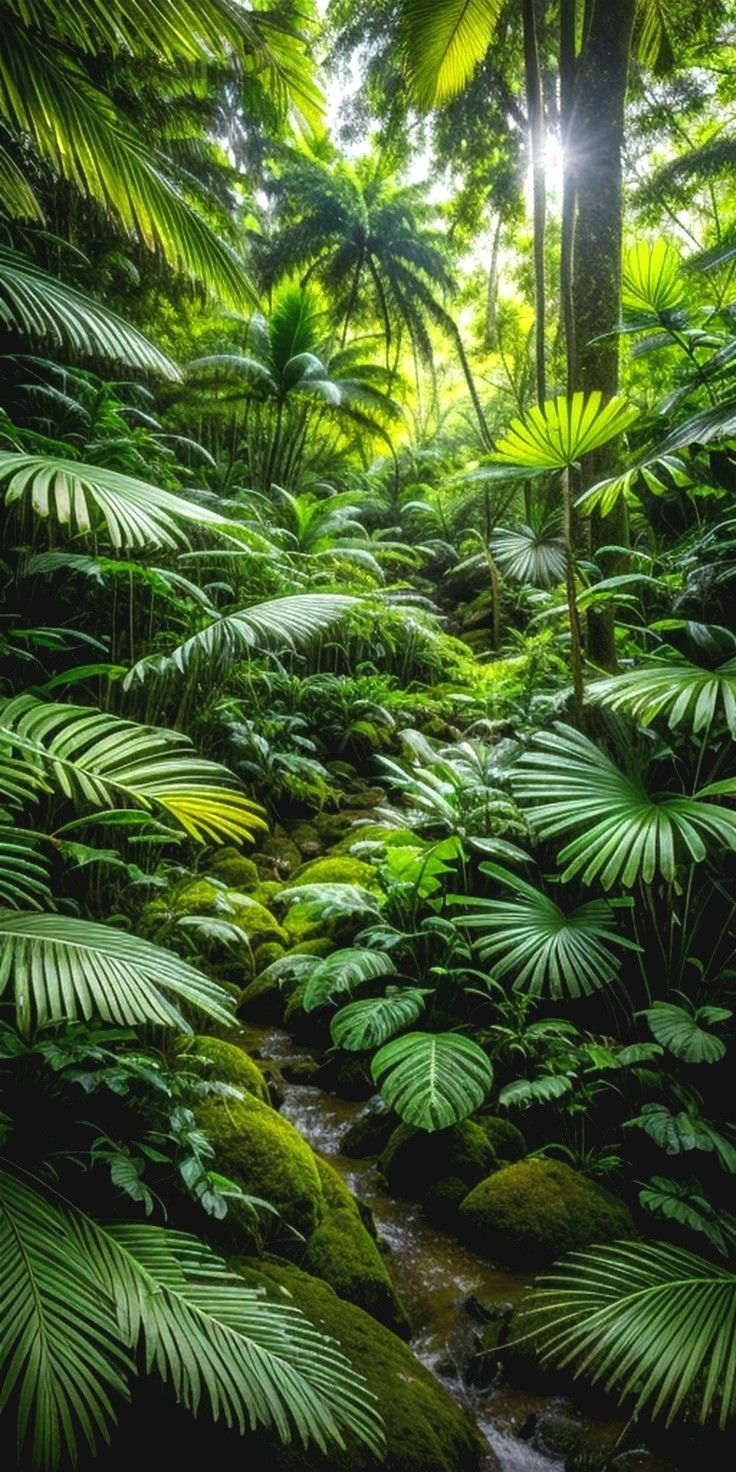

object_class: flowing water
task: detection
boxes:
[240,1023,582,1472]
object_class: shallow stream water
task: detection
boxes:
[240,1022,584,1472]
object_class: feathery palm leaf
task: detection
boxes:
[371,1031,493,1130]
[453,865,637,999]
[0,827,51,908]
[0,911,235,1031]
[135,594,358,677]
[0,696,266,843]
[0,146,43,219]
[0,248,179,376]
[401,0,501,107]
[589,659,736,737]
[522,1240,736,1428]
[0,452,231,549]
[513,723,736,888]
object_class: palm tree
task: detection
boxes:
[258,149,492,443]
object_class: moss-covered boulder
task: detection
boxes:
[178,1035,269,1104]
[292,855,378,888]
[330,823,419,855]
[458,1158,634,1269]
[237,971,288,1024]
[239,1261,485,1472]
[205,848,260,890]
[313,1156,358,1215]
[476,1115,527,1163]
[196,1095,324,1239]
[423,1175,469,1231]
[253,941,286,972]
[303,1207,410,1336]
[230,896,288,948]
[172,878,224,913]
[261,836,302,873]
[380,1121,496,1198]
[287,937,334,958]
[251,880,282,907]
[342,1106,397,1159]
[289,821,322,856]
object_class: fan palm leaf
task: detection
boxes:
[522,1240,736,1428]
[513,723,736,888]
[0,452,231,549]
[0,911,235,1031]
[622,239,684,316]
[0,696,266,844]
[589,659,736,737]
[0,248,179,377]
[371,1031,493,1130]
[489,524,566,586]
[491,392,640,475]
[453,865,637,999]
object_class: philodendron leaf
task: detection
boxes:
[330,986,428,1051]
[371,1031,493,1130]
[498,1074,573,1109]
[641,1002,731,1063]
[303,948,397,1013]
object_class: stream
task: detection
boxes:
[240,1022,584,1472]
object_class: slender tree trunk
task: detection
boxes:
[571,0,636,669]
[485,214,503,351]
[522,0,546,406]
[559,0,577,389]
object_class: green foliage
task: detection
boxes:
[330,987,428,1050]
[641,1001,731,1063]
[490,393,640,475]
[303,947,397,1012]
[401,0,502,108]
[371,1031,493,1131]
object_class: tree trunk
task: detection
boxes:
[522,0,546,406]
[571,0,636,669]
[559,0,577,390]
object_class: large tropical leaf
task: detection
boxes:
[491,392,640,475]
[401,0,501,107]
[621,238,684,316]
[589,658,736,737]
[641,1001,731,1064]
[0,247,178,376]
[330,986,428,1050]
[0,452,232,550]
[371,1030,493,1130]
[303,948,397,1013]
[453,865,637,999]
[522,1240,736,1428]
[513,723,736,888]
[0,696,266,844]
[489,524,566,587]
[135,594,358,677]
[0,911,235,1032]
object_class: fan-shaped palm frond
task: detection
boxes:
[453,865,637,999]
[589,658,736,736]
[0,248,178,376]
[303,948,397,1013]
[0,911,235,1031]
[371,1031,493,1130]
[401,0,501,107]
[489,524,566,586]
[491,393,640,475]
[522,1240,736,1428]
[330,986,427,1050]
[0,452,232,549]
[135,594,358,677]
[513,723,736,888]
[0,696,266,843]
[621,239,684,316]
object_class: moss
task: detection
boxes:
[342,1107,397,1159]
[313,1156,358,1215]
[475,1115,527,1163]
[174,878,223,913]
[292,855,378,888]
[310,812,346,843]
[330,823,419,855]
[287,937,334,957]
[237,1261,484,1472]
[178,1035,269,1104]
[423,1175,469,1231]
[380,1121,496,1198]
[303,1207,410,1336]
[237,972,288,1024]
[253,941,286,972]
[458,1158,634,1269]
[261,836,302,873]
[206,848,260,890]
[340,785,385,810]
[195,1095,324,1239]
[282,904,326,945]
[251,881,282,907]
[230,897,288,947]
[289,821,322,856]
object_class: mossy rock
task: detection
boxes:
[313,1053,375,1100]
[303,1207,410,1336]
[251,880,282,907]
[230,897,288,947]
[330,823,419,855]
[476,1115,527,1164]
[458,1158,634,1270]
[340,785,385,810]
[292,856,378,888]
[287,937,334,958]
[342,1106,397,1159]
[205,848,260,890]
[310,812,346,843]
[313,1157,358,1215]
[195,1095,324,1240]
[253,941,286,972]
[423,1175,469,1231]
[173,878,224,914]
[237,972,287,1024]
[261,836,302,873]
[281,1057,321,1086]
[178,1035,269,1104]
[289,821,323,856]
[380,1121,496,1198]
[237,1261,485,1471]
[282,904,327,946]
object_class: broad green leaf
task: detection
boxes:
[402,0,501,107]
[330,986,428,1051]
[498,1074,573,1108]
[371,1030,493,1130]
[641,1002,731,1063]
[491,392,640,475]
[303,948,396,1013]
[622,239,684,315]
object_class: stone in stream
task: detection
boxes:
[458,1158,634,1270]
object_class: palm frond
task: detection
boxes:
[136,594,358,677]
[0,911,235,1031]
[621,239,684,315]
[401,0,501,107]
[0,826,51,908]
[0,248,178,376]
[589,659,736,737]
[371,1030,493,1130]
[489,524,566,586]
[0,145,43,219]
[0,696,266,844]
[522,1240,736,1428]
[492,392,640,474]
[0,452,231,549]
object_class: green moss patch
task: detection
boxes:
[458,1157,634,1269]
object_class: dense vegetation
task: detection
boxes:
[1,1,735,1468]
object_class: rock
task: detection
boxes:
[423,1175,469,1230]
[195,1094,324,1240]
[475,1114,527,1163]
[230,896,288,948]
[205,848,260,890]
[330,823,419,855]
[288,821,323,856]
[291,855,378,888]
[341,1106,397,1158]
[313,1156,357,1214]
[237,972,288,1024]
[252,941,286,972]
[178,1035,269,1104]
[380,1121,497,1198]
[280,1057,320,1086]
[313,1053,375,1100]
[339,786,385,810]
[303,1206,410,1336]
[261,836,302,874]
[458,1159,634,1270]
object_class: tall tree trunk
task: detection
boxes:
[522,0,546,406]
[559,0,577,389]
[571,0,636,669]
[485,214,503,351]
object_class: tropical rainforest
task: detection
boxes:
[1,2,736,1469]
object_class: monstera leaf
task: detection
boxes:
[371,1031,493,1130]
[303,948,396,1013]
[641,1001,731,1063]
